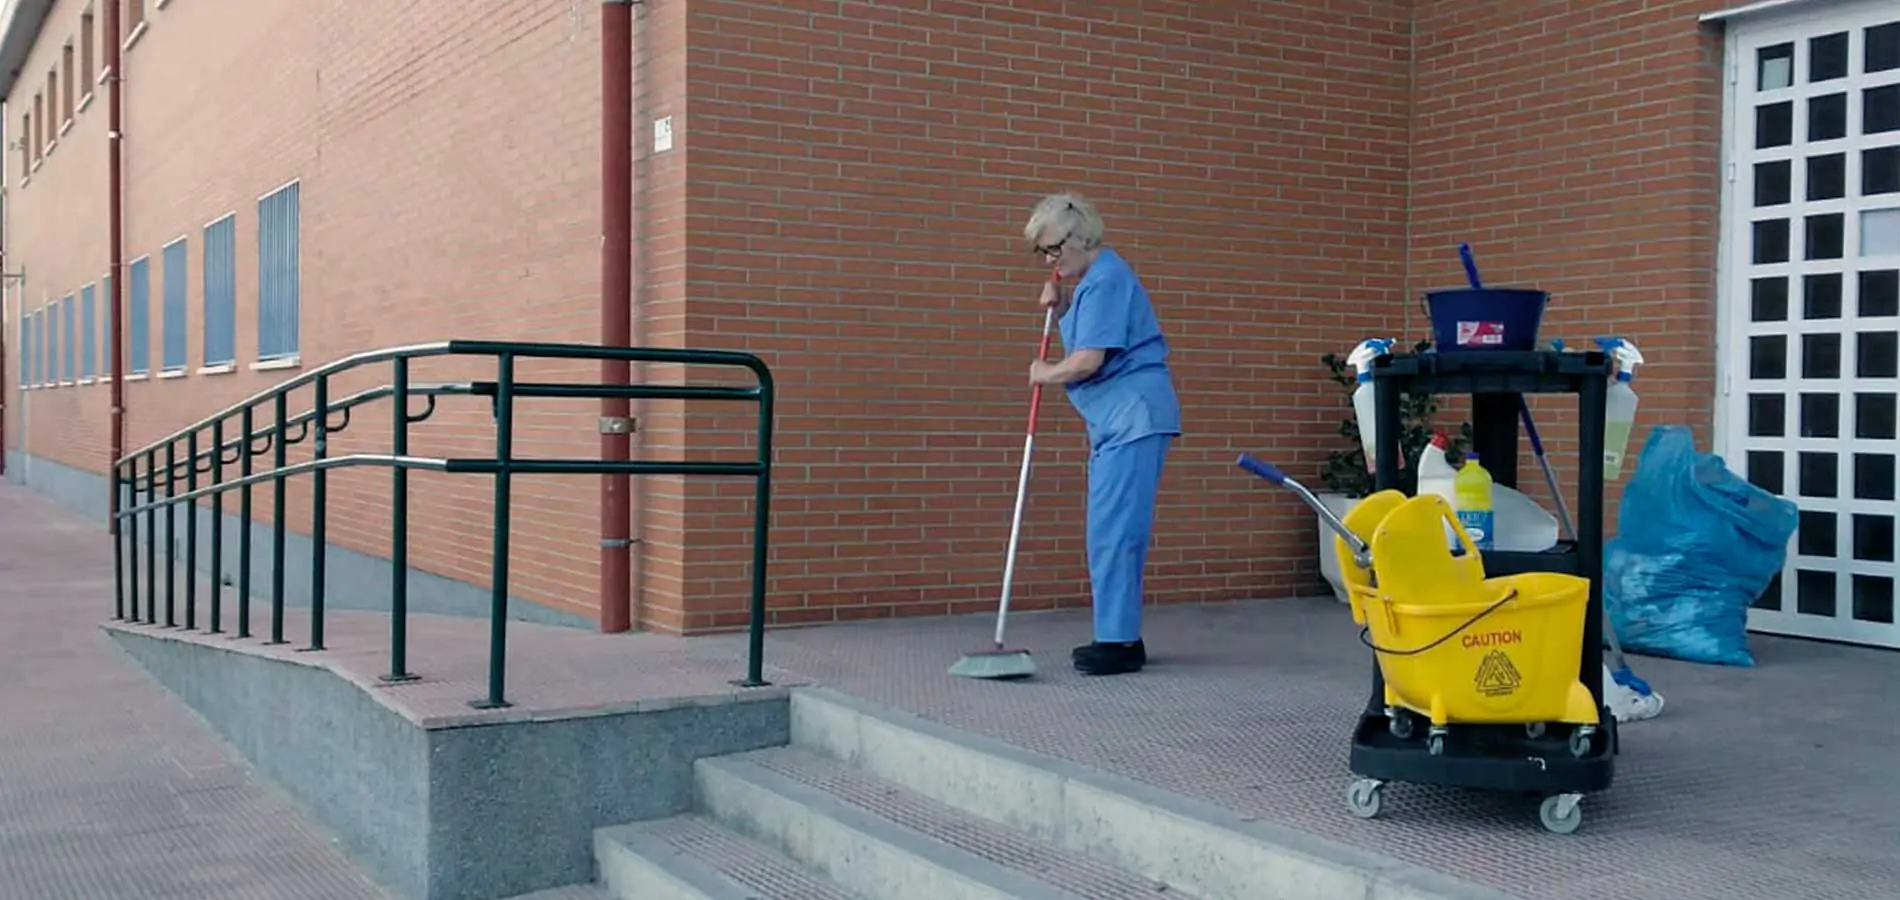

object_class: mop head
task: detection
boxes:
[948,646,1037,680]
[1602,664,1664,723]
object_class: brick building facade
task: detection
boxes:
[4,0,1896,650]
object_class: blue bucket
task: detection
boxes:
[1424,287,1549,352]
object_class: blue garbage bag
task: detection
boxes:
[1603,426,1799,667]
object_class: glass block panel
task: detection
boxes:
[1748,450,1785,494]
[1750,393,1786,437]
[1867,147,1900,196]
[1858,331,1898,378]
[1869,22,1900,74]
[1800,392,1840,437]
[1857,392,1897,439]
[1753,276,1790,321]
[1800,451,1838,497]
[1758,100,1795,147]
[1855,452,1896,500]
[1796,569,1837,616]
[1862,270,1899,317]
[1804,273,1843,318]
[1799,509,1837,557]
[1867,85,1900,134]
[1806,213,1845,259]
[1811,32,1850,82]
[1754,219,1791,263]
[1752,334,1788,379]
[1803,332,1842,378]
[1809,153,1847,200]
[1809,92,1848,141]
[1854,513,1895,562]
[1754,571,1784,611]
[1756,159,1792,206]
[1863,208,1900,256]
[1759,42,1795,89]
[1853,575,1894,624]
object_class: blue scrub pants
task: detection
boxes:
[1086,433,1172,643]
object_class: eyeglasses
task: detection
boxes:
[1033,233,1071,260]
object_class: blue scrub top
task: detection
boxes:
[1057,246,1183,452]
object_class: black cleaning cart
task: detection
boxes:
[1347,348,1619,834]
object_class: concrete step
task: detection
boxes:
[594,814,861,900]
[696,745,1182,900]
[786,687,1519,900]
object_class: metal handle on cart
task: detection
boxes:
[1235,454,1372,568]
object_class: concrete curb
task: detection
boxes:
[788,686,1526,900]
[594,823,757,900]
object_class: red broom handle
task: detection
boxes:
[1025,270,1059,434]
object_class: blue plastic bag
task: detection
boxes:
[1603,426,1799,667]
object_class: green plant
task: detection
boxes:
[1318,338,1472,497]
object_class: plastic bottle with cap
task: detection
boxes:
[1453,452,1495,552]
[1594,337,1646,479]
[1346,338,1396,473]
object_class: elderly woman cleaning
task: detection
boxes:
[1023,192,1182,676]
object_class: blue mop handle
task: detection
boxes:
[1459,242,1484,289]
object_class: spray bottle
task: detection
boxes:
[1594,337,1646,479]
[1347,338,1397,472]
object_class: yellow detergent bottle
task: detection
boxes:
[1453,452,1495,552]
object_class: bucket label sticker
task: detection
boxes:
[1455,320,1506,347]
[1474,649,1522,697]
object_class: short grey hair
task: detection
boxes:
[1022,192,1104,250]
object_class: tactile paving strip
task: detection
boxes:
[629,814,860,900]
[746,746,1175,900]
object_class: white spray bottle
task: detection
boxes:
[1595,337,1645,479]
[1347,338,1397,473]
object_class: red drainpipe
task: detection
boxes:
[599,0,635,633]
[105,0,127,525]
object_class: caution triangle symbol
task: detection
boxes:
[1474,649,1522,696]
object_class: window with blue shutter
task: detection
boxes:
[201,219,235,366]
[81,284,96,380]
[258,181,301,361]
[161,242,187,373]
[61,294,75,383]
[128,258,151,375]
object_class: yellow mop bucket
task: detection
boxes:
[1354,493,1599,729]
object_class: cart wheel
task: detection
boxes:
[1427,733,1445,756]
[1388,713,1415,740]
[1524,722,1547,739]
[1347,779,1385,820]
[1566,728,1593,758]
[1539,794,1583,835]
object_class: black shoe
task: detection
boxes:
[1072,640,1145,675]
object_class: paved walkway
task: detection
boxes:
[0,482,391,900]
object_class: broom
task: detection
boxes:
[949,273,1059,680]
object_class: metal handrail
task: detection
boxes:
[111,339,778,709]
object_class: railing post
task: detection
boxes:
[164,440,177,628]
[269,392,289,646]
[113,463,127,621]
[307,374,329,652]
[741,372,776,688]
[144,448,157,626]
[185,429,199,630]
[472,352,516,710]
[210,419,225,634]
[238,406,255,639]
[126,458,141,623]
[385,357,417,683]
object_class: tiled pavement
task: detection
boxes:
[10,474,1900,900]
[0,483,390,900]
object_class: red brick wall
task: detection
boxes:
[4,0,696,627]
[1407,0,1728,525]
[672,0,1417,630]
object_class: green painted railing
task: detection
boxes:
[110,340,777,708]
